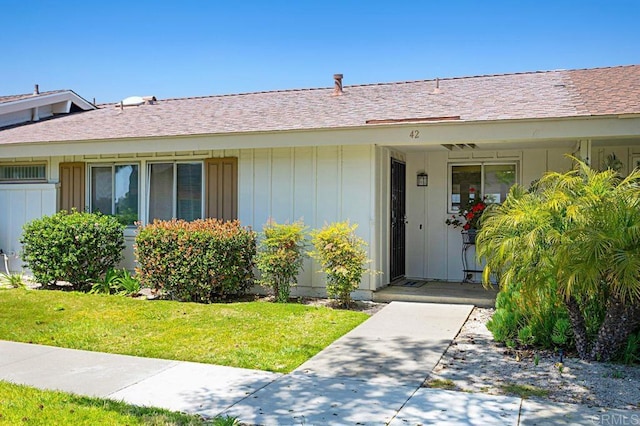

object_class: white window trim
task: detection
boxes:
[88,163,140,226]
[145,161,204,222]
[448,161,519,213]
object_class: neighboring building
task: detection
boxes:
[0,87,95,129]
[1,66,639,299]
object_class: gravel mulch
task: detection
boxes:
[427,307,640,410]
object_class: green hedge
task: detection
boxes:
[135,219,256,302]
[310,221,369,306]
[21,210,125,289]
[256,221,307,302]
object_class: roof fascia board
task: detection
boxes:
[1,116,639,159]
[0,92,95,115]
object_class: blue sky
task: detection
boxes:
[3,0,639,103]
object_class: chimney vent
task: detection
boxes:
[333,74,344,96]
[33,84,40,95]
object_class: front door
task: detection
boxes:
[390,159,406,281]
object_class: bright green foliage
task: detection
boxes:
[0,288,368,373]
[477,159,640,361]
[89,268,120,294]
[21,210,125,290]
[256,221,308,302]
[136,219,256,303]
[310,221,369,306]
[89,268,141,296]
[0,380,205,425]
[0,272,26,289]
[115,269,142,296]
[487,280,572,348]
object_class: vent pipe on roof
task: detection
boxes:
[333,74,344,96]
[33,84,40,95]
[432,78,441,94]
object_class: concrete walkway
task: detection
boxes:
[0,301,633,425]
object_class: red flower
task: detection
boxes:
[469,188,476,193]
[463,223,471,230]
[465,212,475,220]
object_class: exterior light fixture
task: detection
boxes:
[417,172,428,187]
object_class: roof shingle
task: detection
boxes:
[0,65,639,145]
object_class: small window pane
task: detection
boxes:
[91,166,113,215]
[0,164,46,181]
[485,164,516,204]
[451,165,481,212]
[148,163,174,221]
[114,165,139,225]
[177,163,202,221]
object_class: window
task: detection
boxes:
[147,162,203,222]
[0,164,46,182]
[89,164,139,225]
[450,163,517,212]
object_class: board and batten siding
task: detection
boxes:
[0,183,57,272]
[238,145,378,295]
[404,147,575,281]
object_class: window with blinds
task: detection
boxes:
[0,164,46,182]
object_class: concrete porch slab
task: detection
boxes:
[374,281,498,307]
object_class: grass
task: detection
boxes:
[0,288,368,373]
[425,378,456,390]
[499,383,550,399]
[0,380,206,425]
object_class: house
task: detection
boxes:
[1,65,639,299]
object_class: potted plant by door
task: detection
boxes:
[445,189,489,243]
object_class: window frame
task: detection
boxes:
[0,163,47,183]
[88,163,140,227]
[448,161,519,213]
[146,161,204,222]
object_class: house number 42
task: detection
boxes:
[409,130,420,139]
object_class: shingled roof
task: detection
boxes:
[0,65,638,145]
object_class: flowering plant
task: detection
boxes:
[446,189,488,231]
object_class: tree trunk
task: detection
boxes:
[590,293,640,362]
[565,296,591,360]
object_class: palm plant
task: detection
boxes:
[477,159,640,361]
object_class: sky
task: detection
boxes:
[2,0,639,104]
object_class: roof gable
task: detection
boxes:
[0,89,95,130]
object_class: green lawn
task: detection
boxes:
[0,289,368,373]
[0,380,206,425]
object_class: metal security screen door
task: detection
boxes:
[390,159,406,281]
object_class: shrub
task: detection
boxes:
[478,160,640,361]
[310,221,369,306]
[487,280,572,349]
[21,211,125,290]
[135,219,256,303]
[256,220,307,302]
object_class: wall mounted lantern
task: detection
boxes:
[417,172,428,187]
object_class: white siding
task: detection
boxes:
[0,184,57,272]
[238,145,375,294]
[405,146,576,281]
